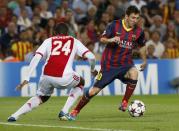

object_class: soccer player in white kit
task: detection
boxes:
[8,23,97,122]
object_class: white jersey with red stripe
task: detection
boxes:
[36,35,89,77]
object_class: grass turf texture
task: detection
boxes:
[0,95,179,131]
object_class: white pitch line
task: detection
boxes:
[0,122,131,131]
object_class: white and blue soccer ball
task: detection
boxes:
[128,100,146,117]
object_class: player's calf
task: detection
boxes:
[119,79,137,112]
[69,87,101,120]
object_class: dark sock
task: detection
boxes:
[74,95,90,112]
[122,83,136,102]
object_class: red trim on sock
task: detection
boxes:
[122,83,136,102]
[74,95,89,111]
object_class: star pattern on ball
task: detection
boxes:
[137,102,143,107]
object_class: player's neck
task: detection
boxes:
[122,19,133,32]
[124,19,131,29]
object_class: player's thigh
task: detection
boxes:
[94,70,117,89]
[37,76,54,96]
[65,72,81,88]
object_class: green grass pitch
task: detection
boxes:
[0,95,179,131]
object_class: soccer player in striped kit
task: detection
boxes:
[7,22,97,122]
[70,5,147,120]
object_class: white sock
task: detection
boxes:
[11,96,42,119]
[61,87,83,114]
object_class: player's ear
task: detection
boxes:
[125,14,129,20]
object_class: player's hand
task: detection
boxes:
[91,69,98,77]
[16,80,29,91]
[108,36,121,44]
[140,61,147,71]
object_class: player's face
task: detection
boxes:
[126,13,140,28]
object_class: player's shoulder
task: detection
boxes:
[135,26,144,33]
[115,19,122,22]
[73,38,86,49]
[72,37,81,44]
[107,19,122,27]
[113,19,122,24]
[42,37,52,45]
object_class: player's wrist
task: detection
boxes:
[108,38,114,43]
[91,69,98,77]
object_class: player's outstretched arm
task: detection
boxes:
[75,38,98,76]
[139,46,147,71]
[16,54,42,90]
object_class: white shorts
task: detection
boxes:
[37,72,81,96]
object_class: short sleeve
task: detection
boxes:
[75,39,89,57]
[35,38,50,57]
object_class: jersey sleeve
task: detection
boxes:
[136,31,146,47]
[75,39,90,57]
[101,21,115,38]
[35,38,50,57]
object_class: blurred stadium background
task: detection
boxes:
[0,0,179,131]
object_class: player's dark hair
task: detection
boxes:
[126,5,140,16]
[54,22,69,35]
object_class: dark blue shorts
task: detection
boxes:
[94,65,134,89]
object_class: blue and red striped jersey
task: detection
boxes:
[101,19,146,71]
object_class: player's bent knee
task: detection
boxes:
[129,69,138,79]
[39,96,50,103]
[130,68,138,73]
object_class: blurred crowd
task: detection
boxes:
[0,0,179,62]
